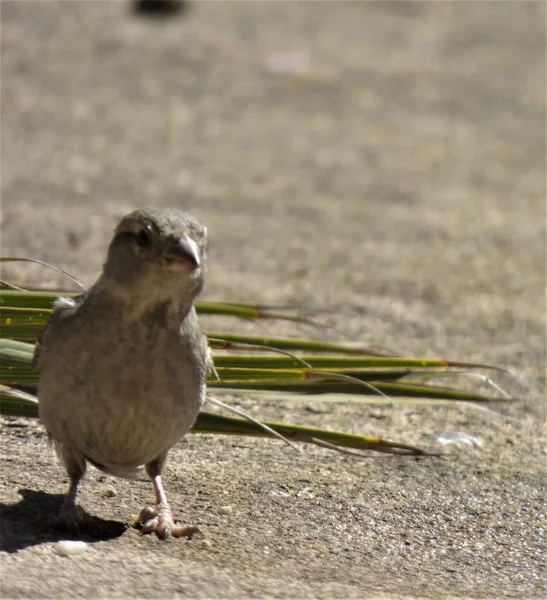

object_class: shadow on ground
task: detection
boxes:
[0,489,126,552]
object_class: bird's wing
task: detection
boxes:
[32,295,83,371]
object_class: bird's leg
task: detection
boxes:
[138,455,200,540]
[57,446,88,533]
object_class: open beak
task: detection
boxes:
[164,236,200,269]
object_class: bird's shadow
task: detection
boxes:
[0,489,126,553]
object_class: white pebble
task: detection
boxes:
[219,505,233,515]
[201,539,212,550]
[431,432,484,448]
[54,540,89,556]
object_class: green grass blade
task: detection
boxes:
[207,378,510,402]
[209,333,392,355]
[212,354,450,369]
[0,289,322,327]
[0,338,510,403]
[1,307,50,342]
[210,388,452,405]
[0,385,40,417]
[194,412,425,455]
[0,386,425,455]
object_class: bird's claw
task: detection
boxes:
[137,504,200,540]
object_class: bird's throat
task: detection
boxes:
[91,275,195,326]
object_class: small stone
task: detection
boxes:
[102,486,117,498]
[201,539,212,550]
[54,540,89,556]
[219,505,233,515]
[431,432,484,448]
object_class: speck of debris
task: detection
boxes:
[201,539,212,550]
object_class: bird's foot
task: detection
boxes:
[137,504,200,540]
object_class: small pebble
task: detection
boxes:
[431,432,484,448]
[219,505,232,515]
[201,539,212,550]
[54,540,89,557]
[102,486,117,498]
[265,52,311,75]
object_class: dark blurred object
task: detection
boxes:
[133,0,188,17]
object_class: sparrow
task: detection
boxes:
[33,208,211,539]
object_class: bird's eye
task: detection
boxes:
[135,229,150,248]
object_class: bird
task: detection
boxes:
[33,208,211,539]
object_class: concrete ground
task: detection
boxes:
[0,1,545,598]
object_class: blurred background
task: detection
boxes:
[1,0,545,358]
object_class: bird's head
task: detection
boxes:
[101,208,207,310]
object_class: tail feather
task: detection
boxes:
[91,461,144,480]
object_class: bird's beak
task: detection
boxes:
[165,236,201,269]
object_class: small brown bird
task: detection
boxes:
[33,208,211,539]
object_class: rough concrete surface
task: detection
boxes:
[0,1,545,599]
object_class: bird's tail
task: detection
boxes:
[87,457,144,480]
[48,435,145,480]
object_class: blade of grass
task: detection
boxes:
[0,386,427,456]
[208,387,452,405]
[209,333,409,357]
[0,338,512,403]
[0,385,40,417]
[0,292,510,373]
[0,289,327,329]
[193,411,426,455]
[207,395,300,451]
[0,258,87,291]
[207,379,512,402]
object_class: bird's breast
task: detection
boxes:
[39,315,206,469]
